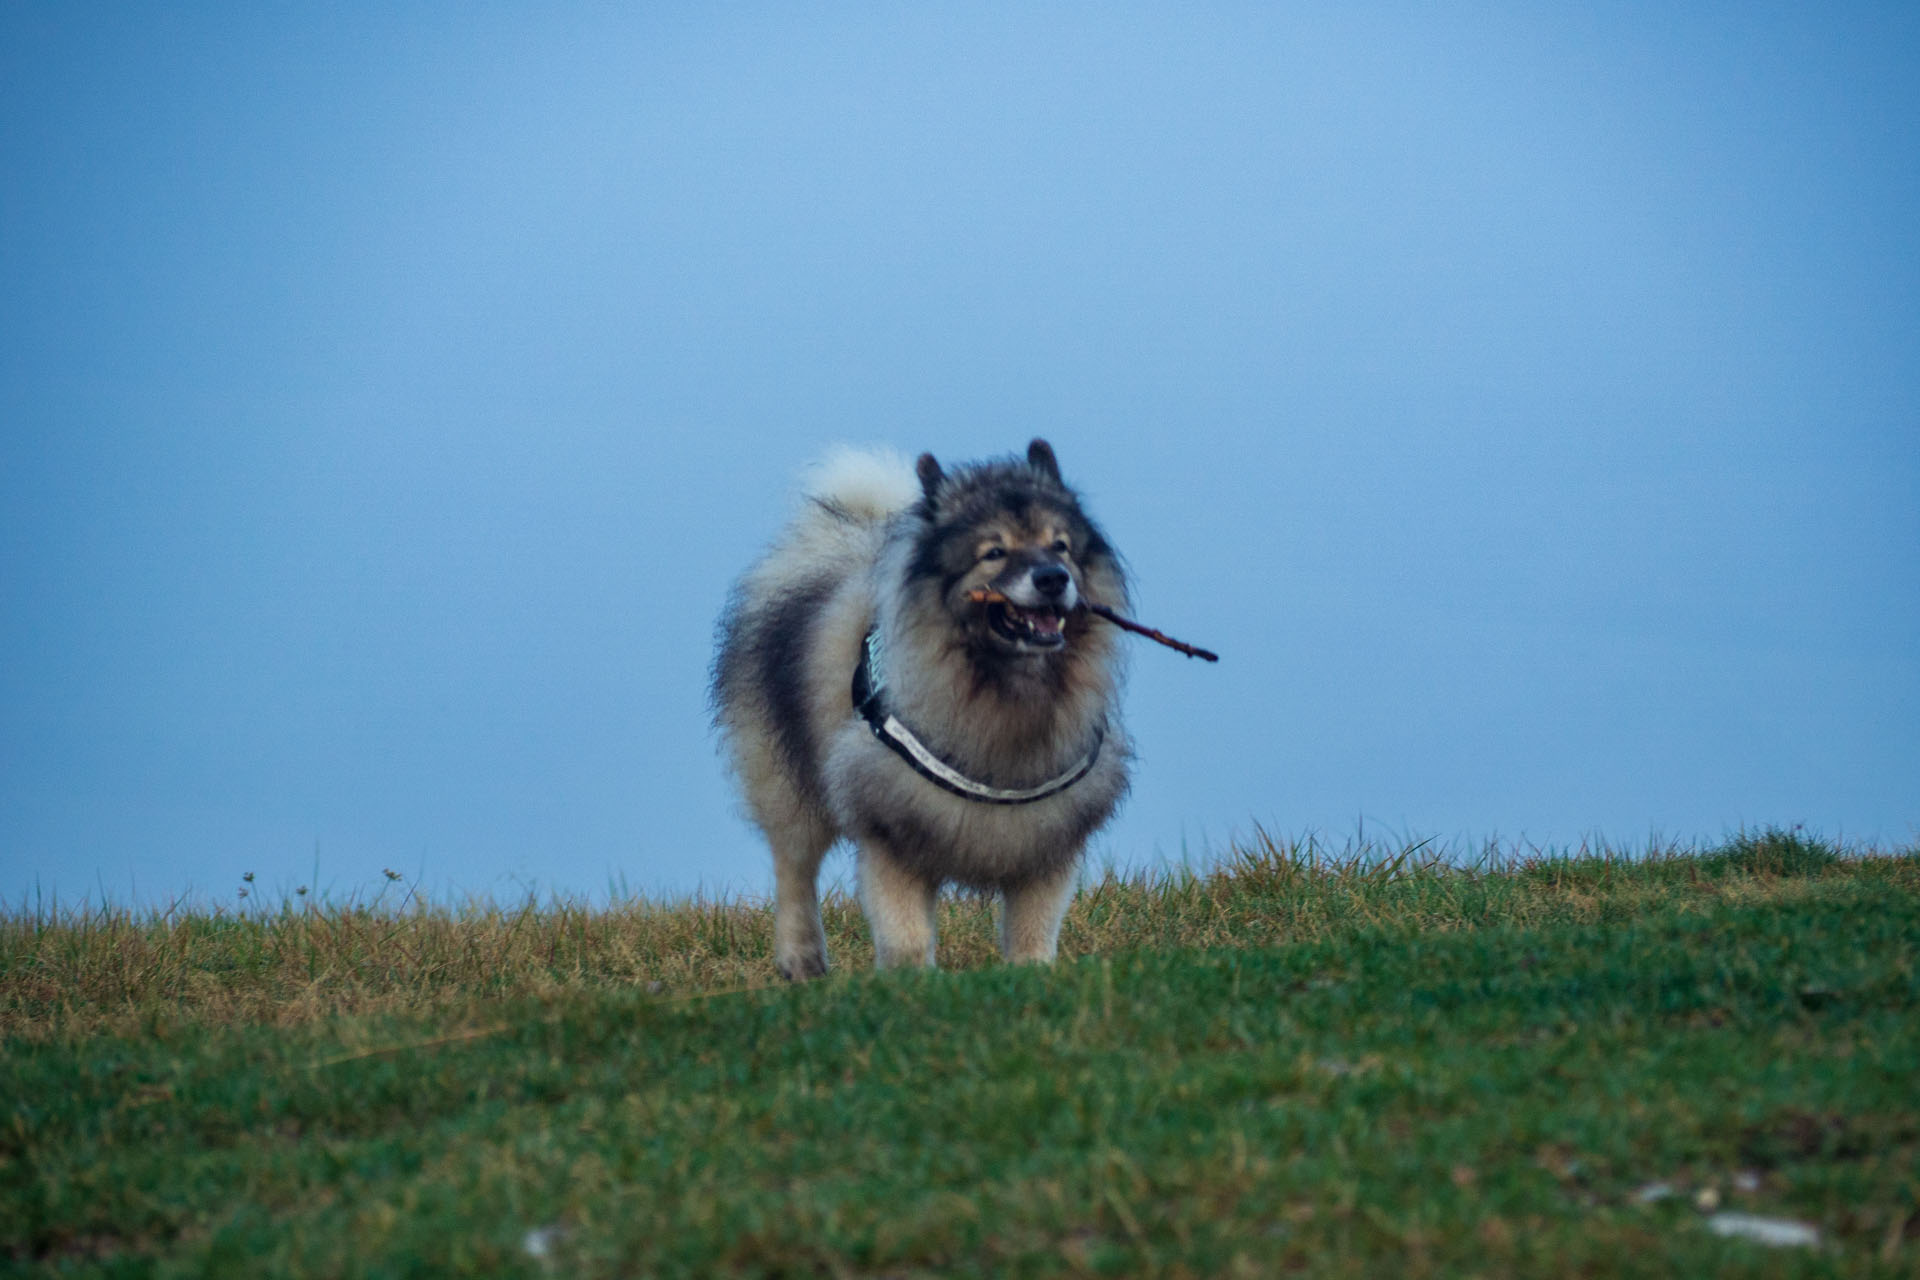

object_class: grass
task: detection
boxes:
[3,828,1917,1276]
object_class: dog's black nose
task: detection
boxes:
[1031,564,1070,598]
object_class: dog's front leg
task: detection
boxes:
[857,843,938,969]
[769,820,834,982]
[999,859,1078,964]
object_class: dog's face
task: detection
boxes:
[968,514,1081,650]
[906,439,1123,661]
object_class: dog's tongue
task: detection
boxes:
[1028,612,1063,637]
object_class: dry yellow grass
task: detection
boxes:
[6,831,1911,1041]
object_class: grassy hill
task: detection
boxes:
[4,830,1916,1276]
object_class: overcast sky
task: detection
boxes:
[4,3,1916,910]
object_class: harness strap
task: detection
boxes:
[852,630,1102,805]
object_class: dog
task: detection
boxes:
[712,439,1130,977]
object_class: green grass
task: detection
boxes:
[4,830,1917,1276]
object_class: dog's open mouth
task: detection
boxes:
[986,600,1068,649]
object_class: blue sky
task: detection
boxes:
[3,4,1915,909]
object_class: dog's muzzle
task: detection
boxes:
[983,564,1077,649]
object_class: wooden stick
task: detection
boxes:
[1085,603,1220,662]
[965,588,1219,662]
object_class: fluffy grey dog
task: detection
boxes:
[712,440,1130,978]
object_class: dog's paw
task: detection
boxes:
[776,951,829,982]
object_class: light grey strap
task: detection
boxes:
[876,713,1100,803]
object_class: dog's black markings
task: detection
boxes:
[713,574,837,813]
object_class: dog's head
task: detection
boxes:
[905,439,1126,663]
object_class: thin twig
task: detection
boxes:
[1085,603,1219,662]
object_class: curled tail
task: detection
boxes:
[800,446,920,523]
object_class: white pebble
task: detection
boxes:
[523,1226,565,1259]
[1706,1213,1820,1248]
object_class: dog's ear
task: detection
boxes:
[1027,438,1061,483]
[915,452,945,502]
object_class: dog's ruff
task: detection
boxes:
[852,628,1105,804]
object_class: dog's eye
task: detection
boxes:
[980,547,1006,562]
[1051,538,1071,555]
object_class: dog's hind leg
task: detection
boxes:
[999,860,1079,964]
[768,816,835,982]
[857,843,939,969]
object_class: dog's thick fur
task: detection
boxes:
[712,440,1130,977]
